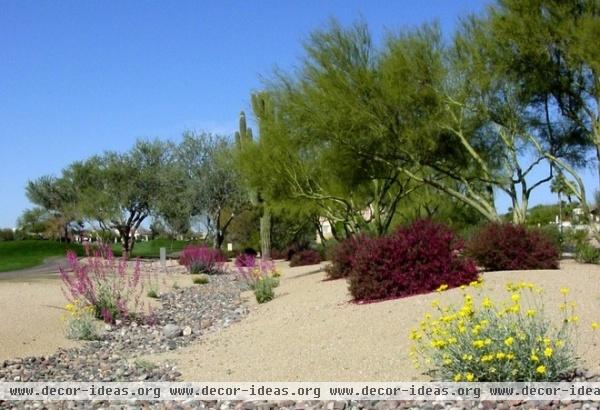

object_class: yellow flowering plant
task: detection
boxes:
[409,282,580,382]
[62,299,98,340]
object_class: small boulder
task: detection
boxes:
[163,324,182,338]
[182,326,192,336]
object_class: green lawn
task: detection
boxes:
[111,238,193,258]
[0,238,195,273]
[0,240,85,273]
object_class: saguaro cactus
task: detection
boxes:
[236,99,271,259]
[235,111,253,146]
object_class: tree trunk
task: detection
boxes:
[213,231,224,249]
[120,227,133,259]
[260,206,271,259]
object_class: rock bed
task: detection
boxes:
[0,273,247,408]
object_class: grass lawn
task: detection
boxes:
[111,238,193,258]
[0,240,85,273]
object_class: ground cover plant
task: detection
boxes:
[410,282,586,382]
[59,248,145,323]
[289,249,322,267]
[179,245,227,275]
[466,223,559,271]
[0,240,84,272]
[349,219,478,301]
[575,242,600,264]
[192,274,210,285]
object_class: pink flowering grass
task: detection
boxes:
[236,257,279,289]
[60,245,144,323]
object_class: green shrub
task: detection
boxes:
[536,225,563,251]
[254,277,277,303]
[410,282,579,381]
[575,242,600,264]
[146,289,159,298]
[193,274,210,285]
[0,228,14,241]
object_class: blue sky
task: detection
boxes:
[0,0,597,228]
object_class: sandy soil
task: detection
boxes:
[0,260,191,362]
[2,258,599,380]
[143,260,600,381]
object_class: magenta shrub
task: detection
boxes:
[349,219,478,302]
[289,249,322,267]
[325,236,363,280]
[179,245,227,275]
[60,247,144,323]
[235,253,256,268]
[465,223,559,271]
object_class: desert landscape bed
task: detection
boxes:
[1,259,599,382]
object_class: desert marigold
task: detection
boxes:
[544,347,553,358]
[536,365,546,374]
[481,297,493,308]
[465,372,475,382]
[592,322,599,330]
[473,340,485,348]
[560,287,569,295]
[504,336,514,347]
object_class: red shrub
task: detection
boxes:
[465,223,559,271]
[325,236,363,280]
[270,249,287,260]
[289,249,322,267]
[349,219,478,302]
[179,245,227,274]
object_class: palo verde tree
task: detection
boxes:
[481,0,598,221]
[258,18,592,225]
[250,21,419,237]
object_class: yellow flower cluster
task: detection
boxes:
[410,281,587,382]
[62,300,95,322]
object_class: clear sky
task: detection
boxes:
[1,0,597,228]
